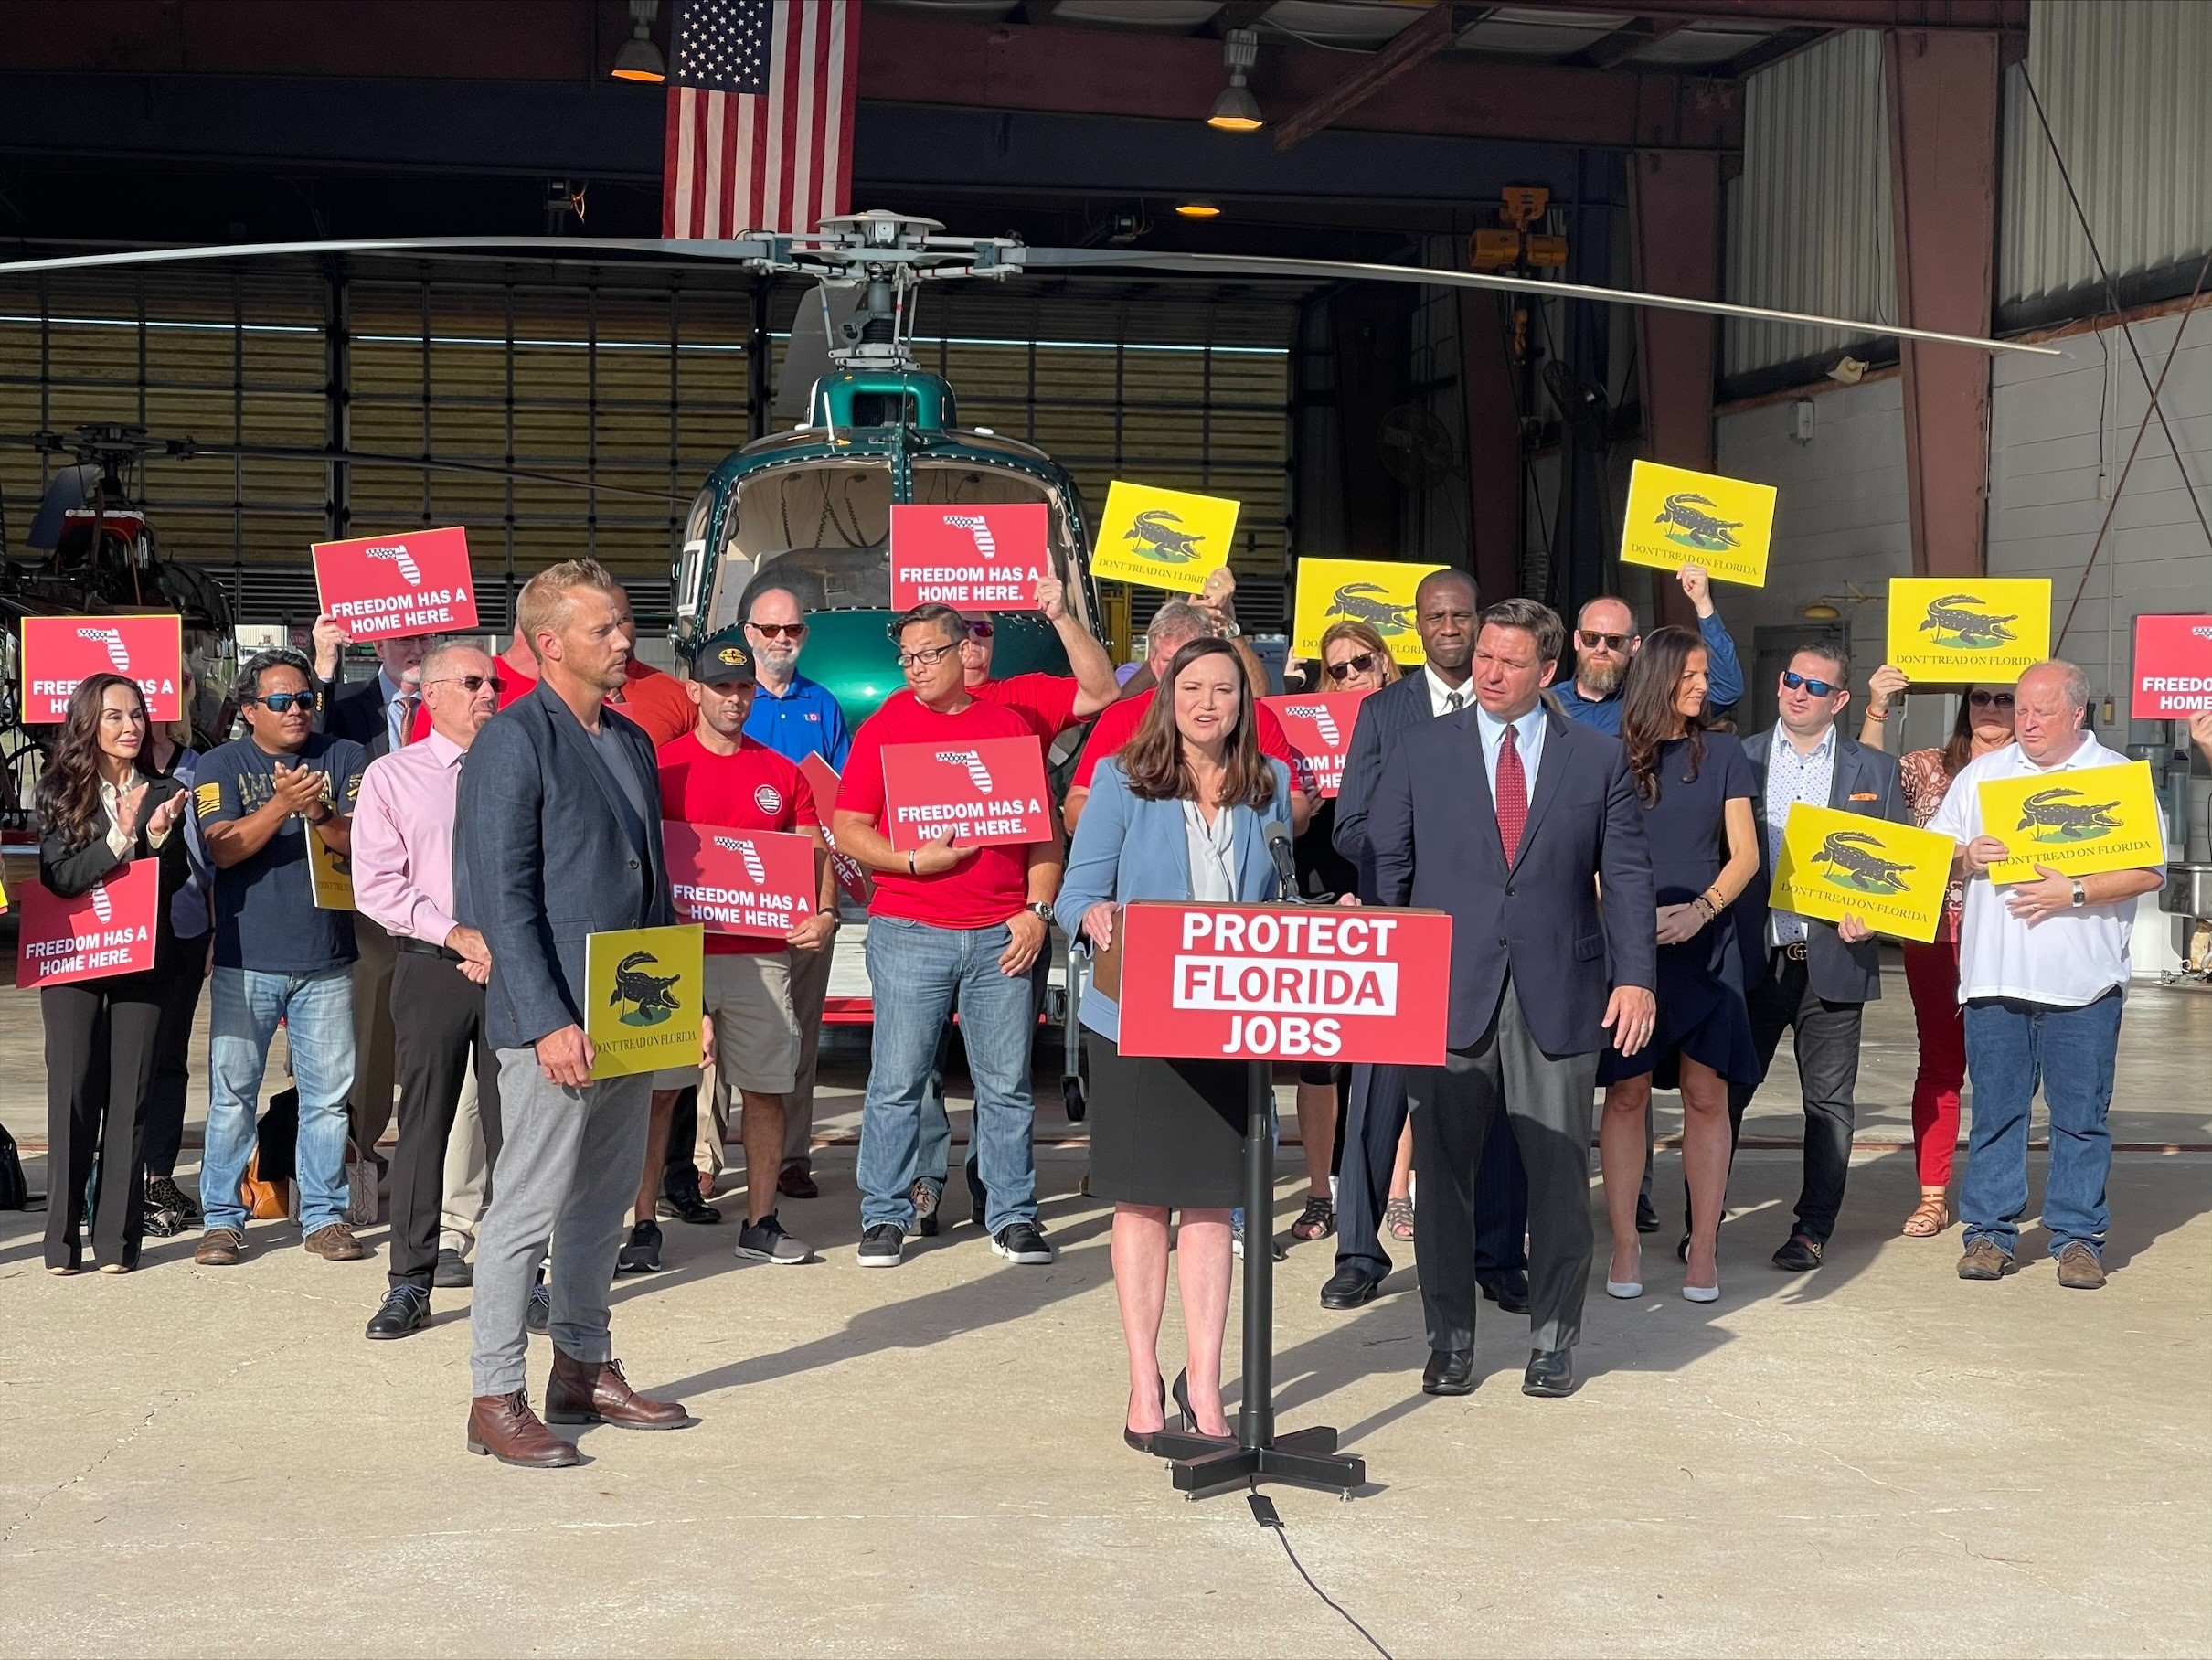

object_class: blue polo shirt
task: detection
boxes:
[742,671,850,770]
[1558,612,1745,734]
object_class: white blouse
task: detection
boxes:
[1181,797,1237,902]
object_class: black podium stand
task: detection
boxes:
[1147,1059,1367,1498]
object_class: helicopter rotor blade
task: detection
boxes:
[0,237,780,278]
[1009,248,2062,358]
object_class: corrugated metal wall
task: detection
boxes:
[1998,0,2212,309]
[1723,29,1895,378]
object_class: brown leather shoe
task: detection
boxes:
[195,1228,246,1267]
[467,1389,583,1467]
[546,1348,695,1431]
[2055,1242,2108,1290]
[303,1222,367,1261]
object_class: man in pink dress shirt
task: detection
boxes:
[351,640,505,1340]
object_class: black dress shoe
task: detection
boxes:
[1420,1349,1476,1396]
[1521,1348,1576,1398]
[657,1184,723,1226]
[1319,1264,1384,1310]
[1771,1232,1824,1272]
[365,1285,431,1341]
[433,1248,473,1288]
[1635,1193,1659,1234]
[1478,1269,1532,1315]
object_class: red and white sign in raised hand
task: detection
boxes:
[888,503,1049,612]
[1262,690,1370,800]
[878,735,1053,851]
[313,526,479,644]
[18,613,185,723]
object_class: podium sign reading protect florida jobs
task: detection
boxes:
[2132,613,2212,718]
[663,821,818,940]
[1977,760,2166,885]
[888,504,1048,612]
[1884,577,2051,684]
[312,526,478,643]
[583,923,705,1080]
[1261,690,1370,799]
[1111,902,1452,1064]
[13,861,161,988]
[1619,461,1777,588]
[1770,803,1955,943]
[877,737,1054,852]
[19,613,185,723]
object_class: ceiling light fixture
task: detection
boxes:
[1175,199,1222,219]
[1208,27,1263,131]
[612,0,666,82]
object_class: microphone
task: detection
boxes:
[1265,821,1297,900]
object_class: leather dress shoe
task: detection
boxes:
[1772,1232,1824,1272]
[1478,1269,1532,1315]
[365,1284,431,1340]
[467,1389,582,1468]
[777,1165,820,1200]
[1521,1348,1576,1398]
[1319,1264,1384,1310]
[546,1348,695,1431]
[1420,1349,1476,1396]
[658,1182,723,1227]
[432,1248,473,1288]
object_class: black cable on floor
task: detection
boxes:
[1248,1484,1393,1660]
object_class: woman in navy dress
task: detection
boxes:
[1596,626,1761,1304]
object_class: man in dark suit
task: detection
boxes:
[1367,597,1656,1399]
[1321,569,1532,1316]
[1726,645,1907,1272]
[454,559,694,1468]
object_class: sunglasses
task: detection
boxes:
[897,643,961,669]
[1325,653,1378,682]
[431,674,504,695]
[748,622,807,639]
[964,620,994,641]
[1969,689,2015,709]
[250,690,318,714]
[1781,670,1842,698]
[1578,630,1631,652]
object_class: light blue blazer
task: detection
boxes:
[1053,756,1297,1041]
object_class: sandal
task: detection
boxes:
[1901,1192,1951,1237]
[1290,1195,1336,1242]
[1383,1197,1415,1243]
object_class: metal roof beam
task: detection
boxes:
[1574,18,1690,70]
[1269,3,1484,154]
[1514,0,2024,26]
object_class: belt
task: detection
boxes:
[1775,941,1810,963]
[396,937,467,963]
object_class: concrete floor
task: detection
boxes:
[2,954,2208,1658]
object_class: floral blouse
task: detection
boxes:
[1900,748,1963,943]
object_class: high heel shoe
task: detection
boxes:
[1605,1241,1643,1299]
[1123,1377,1167,1452]
[1682,1278,1720,1304]
[1170,1370,1234,1442]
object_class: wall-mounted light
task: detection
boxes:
[1175,199,1223,219]
[1827,355,1867,386]
[1208,27,1263,131]
[1800,601,1843,621]
[612,0,666,82]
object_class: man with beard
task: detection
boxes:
[1558,566,1746,732]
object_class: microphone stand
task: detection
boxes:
[1149,827,1367,1499]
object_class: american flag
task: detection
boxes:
[663,0,861,239]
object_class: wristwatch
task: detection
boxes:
[2069,878,2087,909]
[1026,901,1055,926]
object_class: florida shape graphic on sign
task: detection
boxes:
[312,526,479,643]
[19,613,186,723]
[888,503,1048,611]
[877,736,1053,851]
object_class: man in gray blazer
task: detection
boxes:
[1367,598,1656,1400]
[1726,644,1908,1272]
[454,559,694,1467]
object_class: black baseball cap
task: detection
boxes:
[696,633,758,686]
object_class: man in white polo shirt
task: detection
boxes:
[1925,659,2164,1290]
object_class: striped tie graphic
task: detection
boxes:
[367,543,423,584]
[1285,705,1341,746]
[78,627,130,673]
[937,750,994,793]
[943,514,996,558]
[89,882,112,923]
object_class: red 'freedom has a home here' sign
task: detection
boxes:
[1261,689,1369,800]
[888,504,1048,612]
[877,736,1054,851]
[313,526,479,643]
[19,613,185,724]
[662,821,819,941]
[1111,901,1452,1062]
[14,861,161,988]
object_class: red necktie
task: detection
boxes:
[1494,725,1528,865]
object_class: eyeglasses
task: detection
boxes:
[964,620,994,641]
[897,643,960,669]
[1578,630,1631,652]
[748,622,807,639]
[250,690,318,714]
[1969,689,2015,708]
[430,674,504,695]
[1781,670,1842,698]
[1325,653,1378,681]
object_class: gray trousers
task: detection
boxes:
[782,932,835,1171]
[469,1048,652,1397]
[1409,979,1600,1356]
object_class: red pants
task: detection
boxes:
[1902,939,1966,1187]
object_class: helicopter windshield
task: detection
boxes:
[702,458,1078,633]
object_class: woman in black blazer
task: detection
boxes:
[36,673,195,1274]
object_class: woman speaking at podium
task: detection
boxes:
[1056,636,1296,1452]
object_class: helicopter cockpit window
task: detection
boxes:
[675,487,715,620]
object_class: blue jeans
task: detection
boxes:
[199,966,356,1236]
[1959,991,2122,1261]
[859,918,1036,1234]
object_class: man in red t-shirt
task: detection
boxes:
[833,603,1065,1271]
[956,572,1121,743]
[1064,597,1313,835]
[409,625,697,748]
[629,640,838,1273]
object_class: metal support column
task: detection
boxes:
[1459,290,1524,604]
[1885,27,2002,580]
[1629,148,1721,630]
